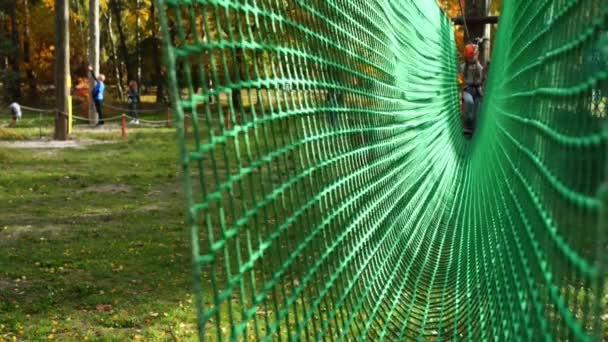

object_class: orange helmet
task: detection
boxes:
[464,44,477,58]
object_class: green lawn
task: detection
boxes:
[1,115,607,340]
[0,122,198,340]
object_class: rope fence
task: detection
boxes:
[3,103,185,140]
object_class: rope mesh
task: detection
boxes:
[157,0,608,339]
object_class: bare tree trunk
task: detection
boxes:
[109,0,133,83]
[150,0,164,103]
[10,2,21,100]
[0,18,4,72]
[232,49,243,110]
[54,0,69,140]
[0,17,6,102]
[89,0,100,124]
[136,0,142,87]
[105,12,124,99]
[23,0,36,99]
[1,19,8,72]
[75,0,87,60]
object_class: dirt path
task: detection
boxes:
[0,138,116,149]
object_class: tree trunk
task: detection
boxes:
[89,0,100,124]
[232,49,243,110]
[23,0,36,98]
[105,12,124,100]
[109,0,133,83]
[136,0,142,87]
[150,0,164,103]
[0,14,5,72]
[54,0,69,140]
[75,0,88,60]
[1,19,8,72]
[10,2,21,100]
[465,0,491,65]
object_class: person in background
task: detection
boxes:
[127,80,141,125]
[9,102,21,126]
[459,42,484,136]
[88,65,106,126]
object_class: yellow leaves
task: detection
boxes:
[111,262,124,272]
[437,0,466,19]
[47,328,57,340]
[100,0,109,12]
[41,0,54,10]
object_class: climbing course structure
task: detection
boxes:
[158,0,608,340]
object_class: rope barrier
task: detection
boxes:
[71,115,91,122]
[19,105,56,113]
[5,104,198,137]
[130,117,169,124]
[103,103,167,113]
[135,121,168,128]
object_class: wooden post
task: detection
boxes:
[166,107,171,128]
[465,0,491,65]
[54,0,69,141]
[225,109,231,130]
[121,114,127,139]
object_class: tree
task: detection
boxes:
[465,0,491,64]
[89,0,100,124]
[10,2,21,100]
[149,0,164,103]
[109,0,133,83]
[105,10,124,98]
[54,0,69,140]
[0,5,12,101]
[136,0,142,87]
[23,0,36,98]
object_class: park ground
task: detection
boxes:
[1,110,608,340]
[0,113,199,341]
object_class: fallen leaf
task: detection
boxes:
[96,304,113,312]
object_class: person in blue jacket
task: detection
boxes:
[88,65,106,126]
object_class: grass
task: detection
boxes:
[0,120,198,340]
[1,112,607,340]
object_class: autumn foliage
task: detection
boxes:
[0,0,163,103]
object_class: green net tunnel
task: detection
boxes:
[157,0,608,340]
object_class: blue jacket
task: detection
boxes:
[93,81,105,101]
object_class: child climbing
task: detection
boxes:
[88,65,106,126]
[127,80,141,125]
[459,40,485,137]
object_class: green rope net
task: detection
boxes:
[157,0,608,339]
